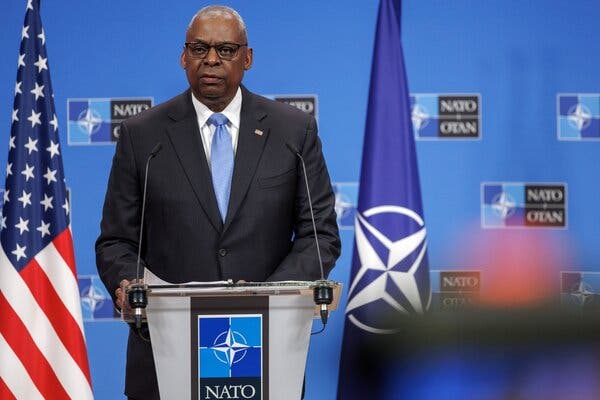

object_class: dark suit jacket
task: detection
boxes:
[95,86,340,399]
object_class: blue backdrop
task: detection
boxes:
[1,1,599,399]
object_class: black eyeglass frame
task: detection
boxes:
[184,41,248,60]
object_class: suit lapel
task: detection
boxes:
[166,91,223,232]
[223,89,269,233]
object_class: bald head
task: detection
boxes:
[187,5,248,43]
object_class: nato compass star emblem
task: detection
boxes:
[411,104,430,131]
[567,103,592,131]
[570,281,595,307]
[77,107,102,136]
[346,206,431,334]
[210,328,252,368]
[491,192,516,219]
[335,191,354,227]
[80,282,108,315]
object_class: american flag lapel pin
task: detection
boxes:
[254,129,263,136]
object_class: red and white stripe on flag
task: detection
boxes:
[0,0,93,398]
[0,230,92,399]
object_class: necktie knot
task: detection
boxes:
[208,113,229,127]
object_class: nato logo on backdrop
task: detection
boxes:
[67,98,153,145]
[410,94,481,139]
[198,315,263,400]
[78,275,118,321]
[274,95,317,119]
[332,182,358,230]
[430,270,480,311]
[266,94,318,121]
[481,182,567,228]
[557,94,600,140]
[561,272,600,310]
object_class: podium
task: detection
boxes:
[124,269,341,400]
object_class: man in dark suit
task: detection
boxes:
[95,5,340,400]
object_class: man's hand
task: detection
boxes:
[115,279,131,312]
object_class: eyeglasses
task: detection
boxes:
[184,41,248,61]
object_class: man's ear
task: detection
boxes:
[244,48,253,71]
[180,49,187,69]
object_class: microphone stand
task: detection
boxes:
[286,143,334,327]
[128,142,162,330]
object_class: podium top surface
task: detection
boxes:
[126,269,343,315]
[120,270,343,323]
[145,280,341,299]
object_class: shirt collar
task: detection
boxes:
[191,87,242,129]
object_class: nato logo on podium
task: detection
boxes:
[198,315,263,399]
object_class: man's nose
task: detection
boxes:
[203,46,221,65]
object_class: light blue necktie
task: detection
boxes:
[208,113,234,222]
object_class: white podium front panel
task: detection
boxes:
[144,270,315,400]
[268,295,314,400]
[146,295,192,398]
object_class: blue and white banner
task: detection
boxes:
[337,0,430,398]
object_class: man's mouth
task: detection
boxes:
[200,75,224,84]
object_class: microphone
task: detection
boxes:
[285,142,334,326]
[129,142,163,329]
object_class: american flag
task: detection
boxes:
[0,1,93,399]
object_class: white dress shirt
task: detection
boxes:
[191,87,242,167]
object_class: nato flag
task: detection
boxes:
[337,0,430,398]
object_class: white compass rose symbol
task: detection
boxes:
[571,281,594,307]
[77,107,102,136]
[211,328,250,366]
[81,283,107,313]
[334,191,354,224]
[491,192,516,219]
[347,205,431,334]
[567,103,592,131]
[411,104,430,131]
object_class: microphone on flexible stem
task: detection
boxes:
[129,142,162,330]
[285,143,333,326]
